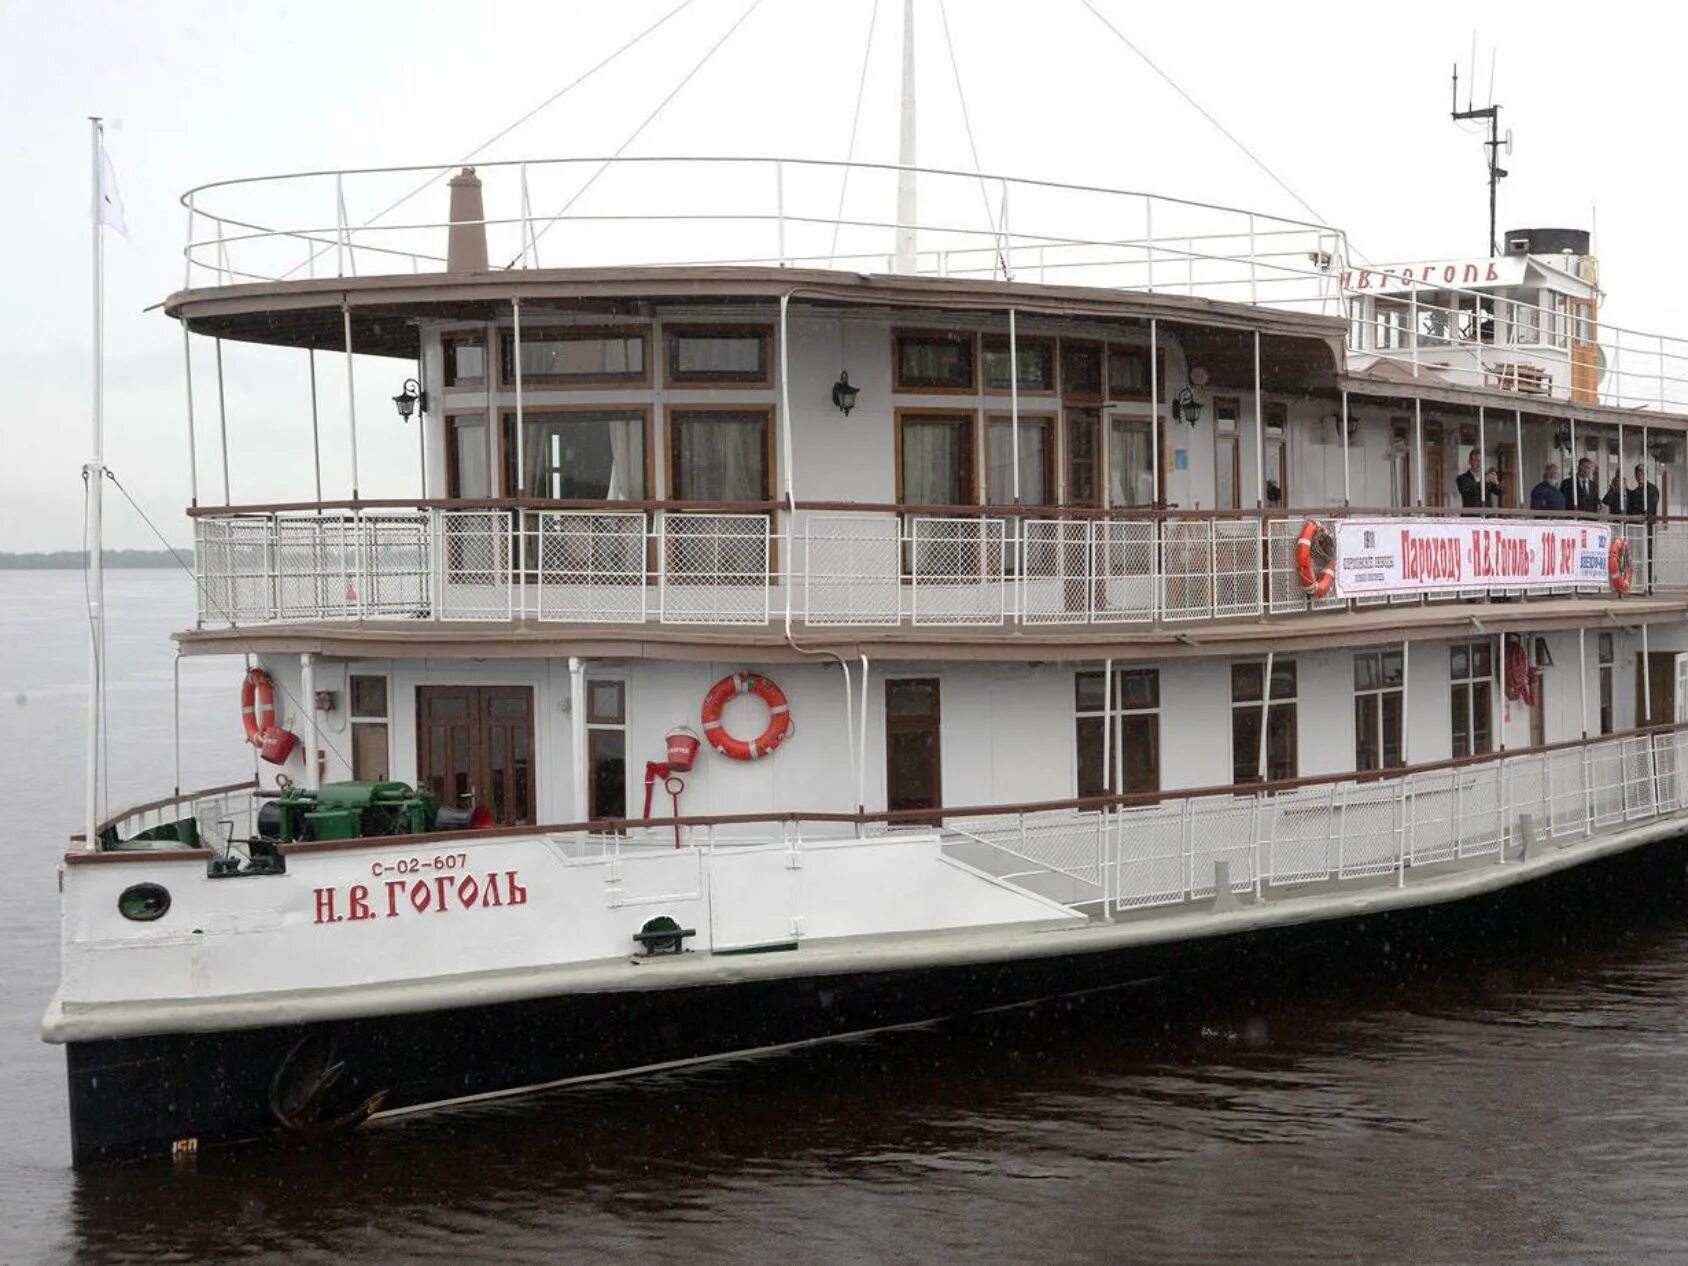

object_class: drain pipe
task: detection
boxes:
[568,657,588,820]
[1256,650,1274,782]
[172,651,182,797]
[858,653,871,822]
[301,652,319,790]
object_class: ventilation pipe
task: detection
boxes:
[447,167,488,273]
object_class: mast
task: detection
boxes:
[894,0,917,273]
[85,117,107,850]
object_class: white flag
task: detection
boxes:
[98,145,128,238]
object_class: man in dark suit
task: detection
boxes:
[1626,464,1661,517]
[1454,448,1486,509]
[1530,464,1566,511]
[1560,457,1600,514]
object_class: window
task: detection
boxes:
[1065,408,1100,507]
[1214,398,1240,512]
[1599,633,1615,736]
[895,331,975,391]
[1106,345,1164,401]
[1075,668,1160,796]
[1451,640,1495,758]
[502,409,647,500]
[1354,650,1404,771]
[1389,419,1413,508]
[668,408,772,502]
[1513,291,1541,345]
[586,679,627,819]
[982,336,1055,392]
[1374,300,1410,351]
[443,333,486,389]
[445,413,490,499]
[886,678,942,819]
[986,415,1054,506]
[665,326,771,385]
[349,675,389,782]
[1264,402,1288,508]
[898,411,976,506]
[501,327,647,387]
[1061,340,1102,400]
[1231,660,1297,784]
[1110,415,1159,508]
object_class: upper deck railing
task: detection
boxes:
[178,155,1688,413]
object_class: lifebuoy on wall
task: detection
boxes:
[1295,519,1337,598]
[241,668,278,747]
[1610,536,1634,595]
[700,672,792,761]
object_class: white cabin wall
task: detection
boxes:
[787,315,896,502]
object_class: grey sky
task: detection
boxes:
[2,0,1680,550]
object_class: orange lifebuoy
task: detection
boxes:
[700,672,792,761]
[1610,536,1634,595]
[1294,519,1337,598]
[241,668,278,748]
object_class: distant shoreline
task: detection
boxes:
[0,549,191,571]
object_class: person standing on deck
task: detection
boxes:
[1627,464,1661,517]
[1603,473,1626,516]
[1561,457,1600,514]
[1530,464,1566,511]
[1455,449,1487,509]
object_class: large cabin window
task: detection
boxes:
[502,409,648,501]
[665,326,771,386]
[1075,668,1160,796]
[1109,415,1160,508]
[895,331,975,392]
[1450,640,1495,758]
[1231,659,1297,784]
[1061,340,1102,401]
[898,411,976,507]
[501,327,648,387]
[668,408,772,502]
[982,336,1055,393]
[445,412,490,499]
[1353,650,1404,772]
[442,333,486,389]
[986,415,1054,506]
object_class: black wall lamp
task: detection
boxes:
[831,371,860,416]
[392,378,429,421]
[1174,386,1204,425]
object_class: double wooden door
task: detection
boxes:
[417,686,536,827]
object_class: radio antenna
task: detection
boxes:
[1451,57,1509,256]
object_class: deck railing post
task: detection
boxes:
[775,159,786,267]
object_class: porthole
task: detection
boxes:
[118,883,171,922]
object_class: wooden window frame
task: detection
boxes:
[894,407,979,508]
[980,335,1057,395]
[498,324,652,390]
[1352,649,1404,772]
[1107,410,1169,510]
[1064,406,1103,510]
[1598,633,1616,736]
[498,404,654,501]
[441,330,488,391]
[1213,396,1242,512]
[1105,344,1168,403]
[1059,339,1104,403]
[349,673,391,783]
[893,329,977,394]
[662,323,775,388]
[1074,667,1161,797]
[1263,401,1289,509]
[985,412,1058,506]
[1450,639,1497,759]
[1230,659,1298,784]
[885,677,943,820]
[585,677,629,820]
[444,410,491,501]
[662,404,778,504]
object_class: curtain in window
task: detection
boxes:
[1110,420,1155,507]
[903,421,967,506]
[674,413,767,500]
[520,414,645,500]
[987,421,1048,506]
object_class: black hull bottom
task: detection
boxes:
[66,837,1688,1166]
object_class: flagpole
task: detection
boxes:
[85,116,106,850]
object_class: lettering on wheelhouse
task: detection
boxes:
[312,867,528,925]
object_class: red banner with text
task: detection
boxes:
[1333,518,1613,597]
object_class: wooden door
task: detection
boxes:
[886,678,942,821]
[1570,298,1599,403]
[1065,408,1101,507]
[1636,653,1677,729]
[417,685,536,826]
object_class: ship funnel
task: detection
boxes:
[446,167,488,273]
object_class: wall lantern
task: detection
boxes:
[1174,386,1205,425]
[392,378,429,421]
[831,371,861,416]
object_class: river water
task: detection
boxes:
[4,570,1688,1263]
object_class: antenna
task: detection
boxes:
[1450,52,1509,256]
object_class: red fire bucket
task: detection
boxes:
[665,726,702,772]
[258,727,300,766]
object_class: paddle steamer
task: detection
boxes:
[47,112,1688,1163]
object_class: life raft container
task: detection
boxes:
[1610,536,1635,595]
[700,672,792,761]
[1294,519,1337,598]
[241,668,279,747]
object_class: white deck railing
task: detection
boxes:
[89,729,1688,925]
[192,506,1682,630]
